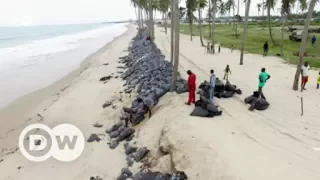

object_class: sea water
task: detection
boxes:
[0,23,128,110]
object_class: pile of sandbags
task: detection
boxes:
[198,79,242,99]
[117,168,188,180]
[190,96,223,117]
[244,91,270,111]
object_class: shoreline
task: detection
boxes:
[0,24,131,137]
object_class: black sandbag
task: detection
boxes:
[117,128,135,142]
[121,168,133,177]
[222,90,235,98]
[106,122,123,134]
[155,174,171,180]
[133,171,160,180]
[125,145,137,155]
[244,95,255,104]
[109,131,120,138]
[235,89,242,95]
[134,147,149,162]
[176,87,188,94]
[206,104,218,113]
[171,171,188,180]
[190,106,209,117]
[214,78,225,92]
[126,134,135,141]
[109,140,119,149]
[225,81,237,91]
[117,174,128,180]
[126,156,134,167]
[214,91,223,98]
[195,100,202,107]
[255,99,270,110]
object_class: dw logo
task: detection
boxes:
[19,123,85,162]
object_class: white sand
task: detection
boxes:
[1,24,320,180]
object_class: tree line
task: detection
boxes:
[130,0,318,91]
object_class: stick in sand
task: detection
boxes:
[301,93,304,116]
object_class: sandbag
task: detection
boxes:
[125,145,138,155]
[121,168,133,177]
[155,174,171,180]
[255,99,270,110]
[235,89,242,95]
[134,147,149,162]
[190,106,209,117]
[117,174,128,180]
[225,81,237,91]
[206,104,218,113]
[171,171,188,180]
[109,131,120,138]
[109,140,119,149]
[133,171,160,180]
[117,128,135,142]
[222,91,235,98]
[214,78,225,92]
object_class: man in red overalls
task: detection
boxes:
[185,70,196,105]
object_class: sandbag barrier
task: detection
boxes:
[190,79,242,117]
[244,91,270,111]
[102,28,188,180]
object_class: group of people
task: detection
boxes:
[301,61,320,91]
[185,65,232,105]
[206,42,221,54]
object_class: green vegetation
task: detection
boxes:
[180,23,320,67]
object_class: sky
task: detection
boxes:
[0,0,319,26]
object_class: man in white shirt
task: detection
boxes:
[301,61,310,92]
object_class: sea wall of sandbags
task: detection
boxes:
[98,28,188,180]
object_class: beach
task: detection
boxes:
[0,23,320,180]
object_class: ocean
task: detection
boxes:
[0,23,128,110]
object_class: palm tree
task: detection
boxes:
[198,0,208,46]
[170,0,175,65]
[279,0,296,56]
[159,0,170,34]
[292,0,317,90]
[235,0,240,37]
[257,3,261,16]
[239,0,251,65]
[171,0,181,91]
[211,0,217,53]
[185,0,197,41]
[226,0,236,26]
[208,0,212,37]
[265,0,277,45]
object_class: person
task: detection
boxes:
[317,72,320,89]
[263,41,269,56]
[209,70,216,104]
[186,70,196,105]
[223,65,231,80]
[218,45,221,53]
[312,35,316,47]
[207,42,211,53]
[210,44,214,54]
[258,68,271,100]
[301,61,310,91]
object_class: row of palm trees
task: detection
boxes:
[130,0,318,90]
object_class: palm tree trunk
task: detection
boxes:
[141,8,144,26]
[137,7,141,29]
[232,5,235,30]
[211,0,217,54]
[171,0,180,91]
[189,22,193,41]
[235,0,240,37]
[164,12,168,34]
[262,0,264,20]
[292,0,317,90]
[267,5,276,45]
[198,6,205,46]
[208,0,212,38]
[170,0,175,65]
[239,0,251,65]
[280,12,285,56]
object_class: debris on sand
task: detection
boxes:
[87,134,101,142]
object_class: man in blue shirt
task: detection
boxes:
[209,69,216,104]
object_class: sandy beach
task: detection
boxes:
[1,23,320,180]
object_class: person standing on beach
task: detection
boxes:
[316,72,320,89]
[263,41,269,56]
[209,70,216,104]
[258,68,271,100]
[301,61,310,91]
[210,44,214,54]
[207,42,211,53]
[218,45,221,53]
[312,35,316,47]
[186,70,196,105]
[223,65,231,80]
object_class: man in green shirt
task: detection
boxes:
[258,68,271,100]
